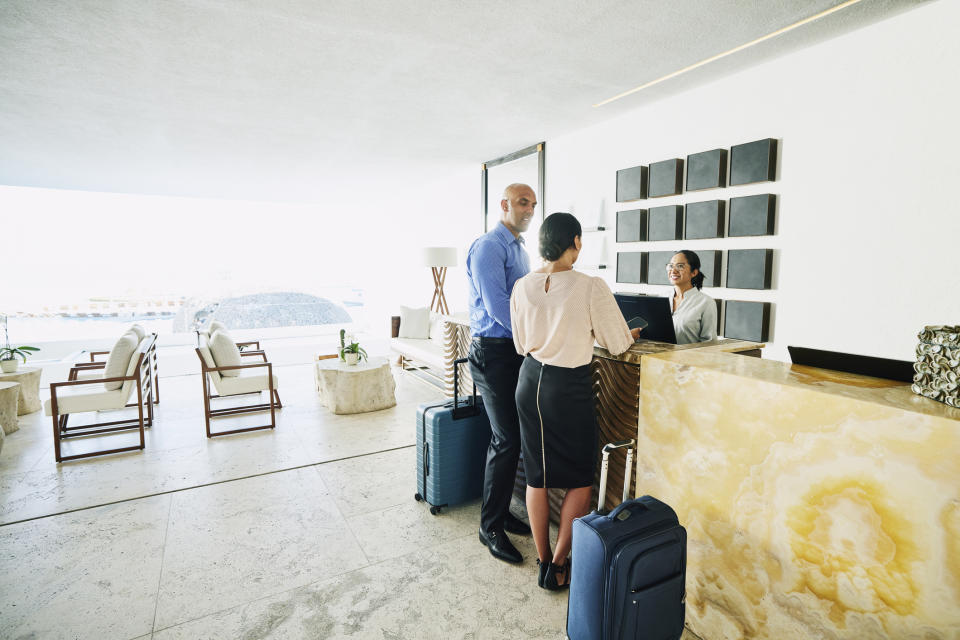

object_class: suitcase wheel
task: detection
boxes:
[430,505,441,515]
[414,493,423,502]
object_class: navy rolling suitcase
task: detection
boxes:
[567,440,687,640]
[414,358,491,515]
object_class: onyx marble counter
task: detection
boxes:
[638,349,960,639]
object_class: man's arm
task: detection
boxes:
[470,239,513,332]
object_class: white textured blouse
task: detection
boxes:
[671,287,718,344]
[510,270,634,368]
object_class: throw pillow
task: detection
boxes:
[429,312,446,343]
[209,330,243,377]
[128,324,146,341]
[398,306,430,339]
[103,331,139,391]
[208,320,227,335]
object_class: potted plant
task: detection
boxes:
[0,346,39,373]
[0,316,39,373]
[338,329,367,366]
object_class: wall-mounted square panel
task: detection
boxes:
[648,205,683,241]
[616,165,648,202]
[726,249,774,289]
[616,209,647,243]
[696,250,722,288]
[686,148,727,191]
[730,138,778,185]
[616,252,647,284]
[729,194,776,237]
[723,301,771,342]
[647,251,675,286]
[684,200,725,240]
[648,159,684,198]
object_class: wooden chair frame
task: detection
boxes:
[196,348,281,438]
[49,348,154,463]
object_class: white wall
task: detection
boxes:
[544,0,960,362]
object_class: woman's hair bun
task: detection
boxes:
[539,212,582,262]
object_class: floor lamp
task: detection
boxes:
[422,247,457,315]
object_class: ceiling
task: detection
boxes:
[0,0,927,203]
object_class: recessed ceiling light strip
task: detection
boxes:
[594,0,865,107]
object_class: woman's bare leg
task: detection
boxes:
[552,486,592,564]
[526,485,553,563]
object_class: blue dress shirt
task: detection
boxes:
[466,222,531,338]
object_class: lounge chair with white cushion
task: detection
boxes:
[195,327,281,437]
[45,331,157,462]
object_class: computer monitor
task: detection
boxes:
[614,293,677,344]
[787,346,915,383]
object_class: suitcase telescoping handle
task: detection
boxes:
[597,439,635,514]
[452,357,479,418]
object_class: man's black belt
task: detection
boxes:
[472,336,513,345]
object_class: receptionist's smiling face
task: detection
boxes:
[667,253,697,288]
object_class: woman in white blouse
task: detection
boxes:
[666,250,717,344]
[510,212,642,591]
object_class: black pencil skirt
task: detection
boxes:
[515,354,598,489]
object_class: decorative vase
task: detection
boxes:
[0,360,17,373]
[345,353,360,366]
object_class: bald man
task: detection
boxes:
[466,183,536,564]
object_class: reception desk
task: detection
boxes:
[513,339,762,520]
[591,338,762,509]
[638,349,960,639]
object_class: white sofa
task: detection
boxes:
[390,310,473,396]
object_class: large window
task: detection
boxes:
[2,186,365,343]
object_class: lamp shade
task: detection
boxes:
[421,247,458,268]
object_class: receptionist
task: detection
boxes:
[666,250,717,344]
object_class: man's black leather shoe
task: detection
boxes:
[503,512,532,536]
[479,528,523,564]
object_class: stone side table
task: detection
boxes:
[0,367,42,415]
[0,381,20,435]
[315,356,397,415]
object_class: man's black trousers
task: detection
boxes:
[468,338,523,535]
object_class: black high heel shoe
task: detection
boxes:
[537,558,551,588]
[542,558,571,591]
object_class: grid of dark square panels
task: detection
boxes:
[614,138,779,342]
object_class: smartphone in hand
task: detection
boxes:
[627,316,648,330]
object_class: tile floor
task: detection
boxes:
[0,341,700,639]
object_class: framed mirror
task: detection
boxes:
[481,142,545,265]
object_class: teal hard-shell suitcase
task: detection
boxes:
[414,358,491,514]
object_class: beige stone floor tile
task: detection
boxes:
[0,431,49,476]
[151,532,568,640]
[153,467,367,630]
[346,497,482,564]
[0,494,171,640]
[315,445,415,517]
